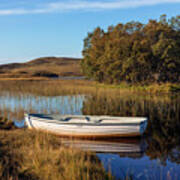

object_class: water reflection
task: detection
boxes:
[82,95,180,160]
[0,92,84,121]
[61,138,145,155]
[97,153,179,180]
[0,91,180,180]
[82,94,180,179]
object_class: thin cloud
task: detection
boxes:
[0,0,180,15]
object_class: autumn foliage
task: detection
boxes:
[81,15,180,84]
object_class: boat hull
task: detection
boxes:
[25,114,147,138]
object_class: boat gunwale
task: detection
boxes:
[27,113,147,120]
[27,114,147,126]
[29,118,146,126]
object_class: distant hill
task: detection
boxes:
[0,57,82,78]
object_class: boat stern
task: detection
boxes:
[24,113,33,129]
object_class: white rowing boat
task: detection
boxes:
[25,114,148,138]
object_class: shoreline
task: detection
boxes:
[0,78,179,94]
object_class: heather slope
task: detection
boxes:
[0,57,82,78]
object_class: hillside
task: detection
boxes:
[0,57,82,79]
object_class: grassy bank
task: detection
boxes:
[96,82,180,93]
[0,56,179,94]
[0,129,114,180]
[0,79,179,96]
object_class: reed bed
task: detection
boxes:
[82,93,180,169]
[0,116,15,130]
[0,93,84,122]
[0,129,114,180]
[0,80,179,180]
[0,85,178,123]
[0,80,179,96]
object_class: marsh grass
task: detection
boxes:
[0,80,179,124]
[0,92,84,123]
[96,82,180,94]
[0,80,179,97]
[82,93,180,169]
[0,80,97,96]
[0,116,15,130]
[0,80,180,180]
[0,129,115,180]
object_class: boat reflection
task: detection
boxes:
[61,138,146,157]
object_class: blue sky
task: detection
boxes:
[0,0,180,64]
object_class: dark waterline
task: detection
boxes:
[52,76,86,80]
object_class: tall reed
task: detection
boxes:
[0,129,114,180]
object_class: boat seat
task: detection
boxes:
[32,114,104,124]
[59,116,103,123]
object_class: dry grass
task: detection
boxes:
[0,116,15,130]
[0,129,114,180]
[0,79,97,96]
[0,114,115,180]
[0,79,179,97]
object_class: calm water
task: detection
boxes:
[0,92,180,180]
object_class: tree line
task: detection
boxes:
[81,15,180,84]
